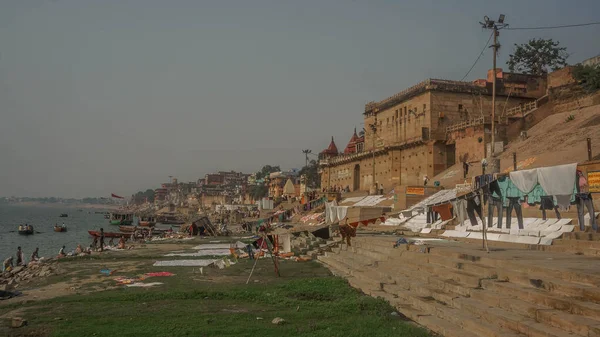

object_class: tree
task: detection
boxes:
[298,159,320,189]
[255,165,281,180]
[249,184,268,201]
[573,64,600,93]
[507,38,568,75]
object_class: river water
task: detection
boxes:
[0,204,115,262]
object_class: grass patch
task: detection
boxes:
[5,259,430,337]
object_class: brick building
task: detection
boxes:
[320,72,545,193]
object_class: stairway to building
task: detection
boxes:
[318,236,600,337]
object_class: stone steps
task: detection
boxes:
[482,279,600,321]
[319,236,600,337]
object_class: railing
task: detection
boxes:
[445,116,486,133]
[505,100,537,117]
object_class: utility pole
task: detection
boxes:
[481,15,508,157]
[302,149,312,168]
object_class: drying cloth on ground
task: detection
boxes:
[153,259,217,267]
[191,241,246,250]
[432,203,453,221]
[336,206,349,221]
[510,168,539,194]
[325,201,337,223]
[537,163,577,196]
[145,272,175,277]
[165,249,231,257]
[126,282,163,287]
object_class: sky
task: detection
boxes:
[1,0,599,198]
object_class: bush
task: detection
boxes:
[573,64,600,92]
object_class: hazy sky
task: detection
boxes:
[1,0,599,198]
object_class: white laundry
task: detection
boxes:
[336,206,349,221]
[510,168,538,194]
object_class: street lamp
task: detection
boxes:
[302,149,312,168]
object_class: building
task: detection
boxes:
[320,71,545,193]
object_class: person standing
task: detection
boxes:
[423,175,429,186]
[99,228,105,252]
[16,247,25,266]
[463,161,471,179]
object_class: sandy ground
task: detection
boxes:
[0,242,198,311]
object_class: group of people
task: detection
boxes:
[3,246,41,272]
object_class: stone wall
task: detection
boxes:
[448,125,489,164]
[548,66,576,89]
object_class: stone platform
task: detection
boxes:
[318,235,600,337]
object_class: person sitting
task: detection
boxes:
[108,238,115,247]
[118,236,126,249]
[3,256,14,272]
[75,244,83,254]
[85,245,93,254]
[58,246,66,258]
[30,248,40,262]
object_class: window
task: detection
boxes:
[395,110,399,119]
[458,104,463,112]
[404,107,407,116]
[423,104,427,111]
[387,117,389,125]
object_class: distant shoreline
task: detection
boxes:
[1,202,119,210]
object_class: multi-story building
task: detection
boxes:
[320,70,545,192]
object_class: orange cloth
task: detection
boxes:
[432,203,453,221]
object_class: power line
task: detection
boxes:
[506,21,600,30]
[460,31,494,81]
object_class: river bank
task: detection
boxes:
[2,202,118,210]
[0,237,431,337]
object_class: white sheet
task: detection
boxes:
[153,259,217,267]
[510,168,538,194]
[165,249,231,257]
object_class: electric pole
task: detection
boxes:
[480,15,508,157]
[302,149,312,168]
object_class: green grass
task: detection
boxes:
[3,259,431,337]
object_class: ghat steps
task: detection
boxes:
[318,236,600,337]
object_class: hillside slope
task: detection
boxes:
[433,104,600,187]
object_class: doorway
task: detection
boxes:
[353,164,361,191]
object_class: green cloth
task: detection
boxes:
[495,175,576,207]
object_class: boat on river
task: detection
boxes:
[18,225,34,235]
[119,225,136,233]
[138,215,156,227]
[109,212,134,226]
[54,225,67,232]
[59,213,68,218]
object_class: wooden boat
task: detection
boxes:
[88,230,132,238]
[109,212,134,226]
[138,216,156,227]
[54,225,67,232]
[157,213,185,225]
[119,225,136,233]
[59,213,68,218]
[18,225,34,235]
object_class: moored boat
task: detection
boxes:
[18,225,34,235]
[138,216,156,227]
[109,212,134,226]
[59,213,68,217]
[119,225,136,233]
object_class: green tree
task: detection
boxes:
[298,159,320,189]
[255,165,281,180]
[573,64,600,93]
[507,38,568,75]
[249,184,268,200]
